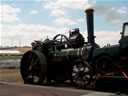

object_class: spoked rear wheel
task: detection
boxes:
[70,60,93,87]
[20,50,47,85]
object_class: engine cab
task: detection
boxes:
[69,28,85,48]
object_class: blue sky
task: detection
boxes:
[0,0,128,47]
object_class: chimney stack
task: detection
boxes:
[85,9,95,44]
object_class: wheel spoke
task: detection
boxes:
[29,53,33,64]
[82,66,86,72]
[82,75,88,84]
[28,53,39,71]
[75,76,79,83]
[76,64,81,71]
[81,77,86,84]
[61,35,63,42]
[33,58,39,66]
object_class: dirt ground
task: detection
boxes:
[0,69,128,96]
[0,68,23,83]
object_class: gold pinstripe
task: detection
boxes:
[81,47,84,56]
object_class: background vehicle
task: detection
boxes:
[93,22,128,93]
[93,22,128,75]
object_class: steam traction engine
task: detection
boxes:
[20,9,98,86]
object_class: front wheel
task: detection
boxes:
[20,50,47,85]
[70,60,93,87]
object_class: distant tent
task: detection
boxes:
[0,50,21,55]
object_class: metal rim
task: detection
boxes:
[70,60,93,86]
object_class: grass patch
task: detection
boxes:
[0,55,22,60]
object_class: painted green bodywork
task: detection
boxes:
[49,46,90,62]
[55,49,78,57]
[93,44,120,58]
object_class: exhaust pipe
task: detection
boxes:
[85,9,95,44]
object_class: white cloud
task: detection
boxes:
[35,0,41,2]
[106,7,126,24]
[43,0,91,19]
[0,4,21,23]
[54,18,77,25]
[83,30,121,47]
[107,18,120,25]
[117,9,126,14]
[121,6,127,10]
[1,24,122,47]
[76,18,84,23]
[1,4,20,14]
[111,8,126,14]
[29,10,38,14]
[95,31,121,47]
[44,1,127,25]
[1,24,69,46]
[50,9,66,16]
[91,1,96,4]
[44,0,91,10]
[1,14,21,23]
